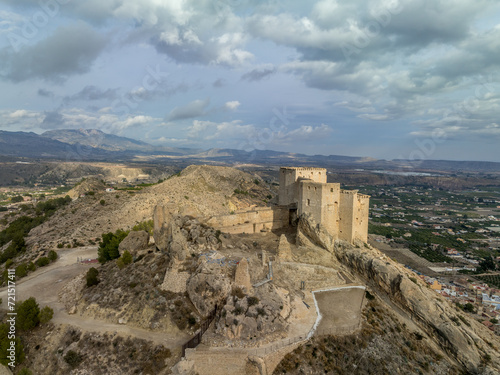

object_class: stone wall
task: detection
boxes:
[205,206,290,234]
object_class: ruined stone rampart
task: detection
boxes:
[205,206,289,234]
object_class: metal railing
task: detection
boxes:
[182,304,218,357]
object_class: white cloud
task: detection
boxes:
[0,108,162,134]
[224,101,240,110]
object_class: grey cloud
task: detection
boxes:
[213,78,226,87]
[167,98,211,121]
[40,111,64,129]
[63,85,117,104]
[125,81,191,102]
[0,22,107,82]
[37,88,54,98]
[241,67,276,82]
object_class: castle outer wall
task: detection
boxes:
[205,206,290,234]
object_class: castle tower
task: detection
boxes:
[278,167,326,206]
[298,180,340,237]
[339,190,370,243]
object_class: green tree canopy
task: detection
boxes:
[86,267,100,287]
[97,229,129,263]
[16,297,40,331]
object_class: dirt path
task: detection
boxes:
[0,247,188,349]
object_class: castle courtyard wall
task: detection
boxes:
[205,206,290,234]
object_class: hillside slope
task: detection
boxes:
[26,165,273,250]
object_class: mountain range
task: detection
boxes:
[1,129,500,172]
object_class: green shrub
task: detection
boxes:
[18,368,33,375]
[16,297,40,331]
[48,250,58,261]
[116,258,125,270]
[132,220,154,235]
[39,306,54,324]
[121,250,133,265]
[257,308,266,316]
[15,263,27,278]
[87,191,95,196]
[64,350,83,369]
[35,257,50,267]
[247,296,259,306]
[365,291,375,301]
[27,262,36,272]
[11,196,24,203]
[97,229,129,263]
[57,243,64,248]
[233,189,249,195]
[464,303,475,313]
[231,287,245,299]
[86,267,99,287]
[4,259,13,269]
[100,199,105,206]
[234,306,244,315]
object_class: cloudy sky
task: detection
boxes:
[1,0,499,162]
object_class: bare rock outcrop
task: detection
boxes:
[217,284,289,341]
[296,213,334,251]
[334,241,500,373]
[118,230,149,255]
[186,261,231,317]
[154,215,188,260]
[154,215,220,259]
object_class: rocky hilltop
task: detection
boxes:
[3,165,499,374]
[27,165,273,250]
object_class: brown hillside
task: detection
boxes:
[27,165,273,250]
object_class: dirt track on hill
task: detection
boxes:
[0,247,188,348]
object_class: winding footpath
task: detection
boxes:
[0,247,188,349]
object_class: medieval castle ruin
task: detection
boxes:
[207,167,369,243]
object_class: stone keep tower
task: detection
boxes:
[278,167,327,206]
[278,166,369,244]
